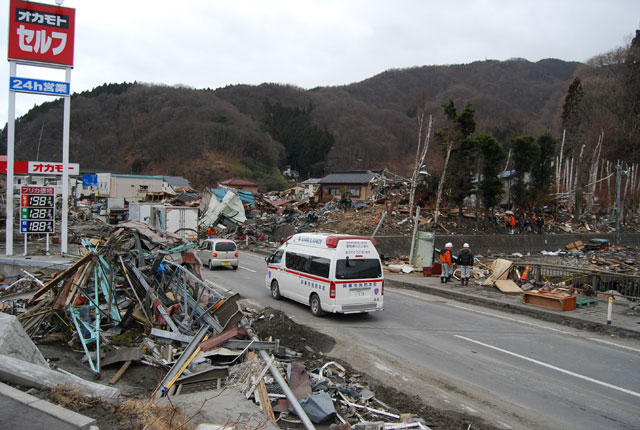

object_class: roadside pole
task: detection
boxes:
[6,61,16,256]
[61,67,71,255]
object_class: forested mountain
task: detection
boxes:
[1,58,585,189]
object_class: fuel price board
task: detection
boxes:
[20,186,55,234]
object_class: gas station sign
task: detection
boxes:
[8,0,76,67]
[20,186,55,234]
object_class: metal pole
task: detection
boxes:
[6,61,17,256]
[61,67,71,255]
[409,207,420,266]
[615,163,622,244]
[241,322,315,430]
[371,211,387,238]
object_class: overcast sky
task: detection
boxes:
[1,0,639,126]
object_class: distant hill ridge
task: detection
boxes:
[3,58,580,189]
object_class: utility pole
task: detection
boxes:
[615,163,624,244]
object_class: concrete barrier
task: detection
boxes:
[375,232,640,260]
[0,312,48,367]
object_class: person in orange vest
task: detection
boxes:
[207,225,216,238]
[509,214,516,234]
[439,242,453,283]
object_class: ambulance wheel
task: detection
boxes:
[232,265,238,271]
[310,294,324,317]
[208,260,214,270]
[270,280,281,300]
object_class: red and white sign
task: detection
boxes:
[0,160,79,175]
[28,161,79,174]
[21,186,54,196]
[8,0,76,67]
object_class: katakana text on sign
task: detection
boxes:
[8,0,75,67]
[10,77,70,96]
[28,161,79,175]
[20,186,55,234]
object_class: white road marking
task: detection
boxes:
[392,289,576,336]
[239,266,256,273]
[587,338,640,353]
[454,335,640,399]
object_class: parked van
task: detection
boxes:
[264,233,384,316]
[198,238,239,270]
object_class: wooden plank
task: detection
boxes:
[109,361,132,385]
[28,253,94,304]
[247,351,276,422]
[494,279,523,293]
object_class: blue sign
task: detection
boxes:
[9,77,70,96]
[82,174,98,187]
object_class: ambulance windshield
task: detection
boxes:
[335,259,381,279]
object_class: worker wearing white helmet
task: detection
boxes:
[457,243,474,286]
[439,242,454,283]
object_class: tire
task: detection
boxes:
[310,294,324,317]
[270,280,281,300]
[232,265,238,271]
[208,259,214,270]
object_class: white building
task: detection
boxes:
[96,173,164,201]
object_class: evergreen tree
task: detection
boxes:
[530,132,557,201]
[477,133,506,221]
[435,100,477,223]
[511,135,538,207]
[262,101,334,177]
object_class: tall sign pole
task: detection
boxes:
[6,62,16,255]
[6,0,76,255]
[61,67,71,254]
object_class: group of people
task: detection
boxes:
[507,213,545,235]
[438,242,474,285]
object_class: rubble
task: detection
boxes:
[0,220,442,429]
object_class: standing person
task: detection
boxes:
[439,242,453,283]
[536,215,544,234]
[457,243,474,285]
[509,214,516,234]
[207,225,216,238]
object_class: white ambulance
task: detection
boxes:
[264,233,384,316]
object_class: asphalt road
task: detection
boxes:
[204,251,640,430]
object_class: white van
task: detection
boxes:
[264,233,384,316]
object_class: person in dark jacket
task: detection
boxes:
[457,243,474,285]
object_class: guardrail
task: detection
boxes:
[513,262,640,302]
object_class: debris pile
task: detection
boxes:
[1,223,443,429]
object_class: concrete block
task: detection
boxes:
[354,422,385,430]
[0,381,39,404]
[0,312,48,367]
[159,387,280,430]
[1,382,97,429]
[0,353,120,401]
[30,398,96,429]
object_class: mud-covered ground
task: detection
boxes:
[253,308,498,430]
[18,306,500,430]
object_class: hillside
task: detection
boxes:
[2,58,580,189]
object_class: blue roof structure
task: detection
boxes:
[212,188,254,205]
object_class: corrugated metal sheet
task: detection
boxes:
[211,188,254,204]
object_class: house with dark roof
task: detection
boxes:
[218,178,259,194]
[317,170,379,201]
[301,178,321,197]
[163,176,192,194]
